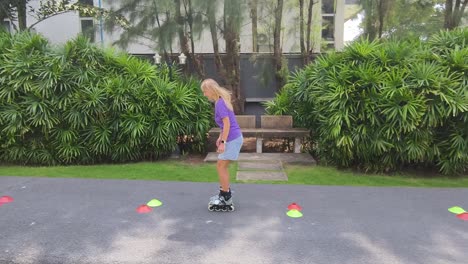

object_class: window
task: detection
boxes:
[78,0,94,6]
[78,0,95,42]
[78,0,94,16]
[80,18,95,42]
[322,0,335,14]
[321,0,336,49]
[322,42,335,52]
[322,15,335,41]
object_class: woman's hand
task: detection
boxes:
[217,142,225,153]
[216,137,222,147]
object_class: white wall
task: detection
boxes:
[10,0,81,44]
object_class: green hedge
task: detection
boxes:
[0,31,212,165]
[266,29,468,175]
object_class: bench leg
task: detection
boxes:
[256,137,263,153]
[294,138,302,153]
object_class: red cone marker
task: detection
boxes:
[0,196,14,204]
[457,213,468,221]
[288,203,302,211]
[136,205,152,214]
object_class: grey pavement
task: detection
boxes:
[1,176,468,264]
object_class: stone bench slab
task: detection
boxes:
[204,153,316,164]
[238,162,283,171]
[236,171,288,181]
[208,128,310,138]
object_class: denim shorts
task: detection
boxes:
[218,136,243,161]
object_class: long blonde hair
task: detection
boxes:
[201,78,234,111]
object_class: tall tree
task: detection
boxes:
[357,0,468,40]
[206,0,227,82]
[299,0,305,62]
[273,0,285,87]
[249,0,258,52]
[384,0,444,40]
[0,1,15,24]
[444,0,468,29]
[0,0,29,31]
[299,0,317,64]
[108,0,205,78]
[16,0,26,30]
[360,0,395,39]
[175,0,189,56]
[377,0,395,38]
[306,0,316,56]
[181,0,205,77]
[224,0,243,113]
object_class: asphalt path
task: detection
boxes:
[1,176,467,264]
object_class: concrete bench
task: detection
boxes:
[208,115,310,153]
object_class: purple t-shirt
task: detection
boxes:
[215,98,242,142]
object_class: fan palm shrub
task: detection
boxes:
[0,31,211,165]
[266,29,467,175]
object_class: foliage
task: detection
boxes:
[0,0,17,22]
[0,31,212,165]
[106,0,207,52]
[0,0,128,31]
[359,0,468,40]
[383,0,444,39]
[30,0,130,30]
[266,28,468,175]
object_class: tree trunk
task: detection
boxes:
[175,0,187,52]
[224,0,243,114]
[377,0,384,38]
[450,0,468,29]
[459,0,468,26]
[207,0,227,83]
[444,0,468,29]
[361,0,378,39]
[306,0,315,60]
[444,0,455,29]
[183,0,204,78]
[273,0,284,89]
[0,1,8,22]
[249,0,258,52]
[377,0,394,38]
[299,0,306,65]
[17,0,27,31]
[175,0,191,76]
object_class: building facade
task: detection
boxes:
[2,0,346,54]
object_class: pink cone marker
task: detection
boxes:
[457,213,468,221]
[287,203,302,211]
[0,196,14,204]
[136,205,152,214]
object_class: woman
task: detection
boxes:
[201,79,243,212]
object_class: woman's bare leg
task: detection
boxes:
[216,160,231,191]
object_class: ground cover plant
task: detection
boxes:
[0,160,467,188]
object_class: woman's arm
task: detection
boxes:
[221,117,230,142]
[217,117,230,153]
